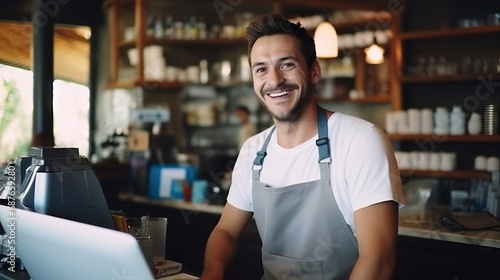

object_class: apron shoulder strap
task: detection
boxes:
[253,106,331,170]
[253,126,275,170]
[316,106,331,163]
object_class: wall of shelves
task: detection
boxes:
[391,1,500,181]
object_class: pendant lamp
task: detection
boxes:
[314,21,338,58]
[364,37,385,64]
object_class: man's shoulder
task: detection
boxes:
[239,126,274,153]
[330,112,376,131]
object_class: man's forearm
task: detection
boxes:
[349,253,396,280]
[200,227,240,280]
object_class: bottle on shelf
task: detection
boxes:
[173,16,184,40]
[163,15,174,39]
[154,15,163,38]
[198,16,207,40]
[146,14,155,37]
[183,16,192,40]
[188,15,198,40]
[199,59,209,84]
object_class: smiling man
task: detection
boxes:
[200,14,404,280]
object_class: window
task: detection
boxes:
[0,22,91,165]
[0,64,90,165]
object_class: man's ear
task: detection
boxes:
[311,59,321,84]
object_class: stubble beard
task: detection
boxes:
[259,82,314,124]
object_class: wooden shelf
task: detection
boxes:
[319,95,391,104]
[118,37,247,48]
[401,73,500,83]
[387,134,500,143]
[399,169,491,180]
[332,13,392,31]
[401,25,500,40]
[106,80,185,89]
[347,95,391,103]
[107,79,253,90]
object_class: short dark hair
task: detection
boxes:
[245,13,317,69]
[236,105,250,115]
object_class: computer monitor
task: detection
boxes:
[0,204,154,280]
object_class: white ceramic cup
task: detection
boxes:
[487,156,500,172]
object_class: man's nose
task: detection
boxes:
[267,68,285,86]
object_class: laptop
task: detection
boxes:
[0,205,155,280]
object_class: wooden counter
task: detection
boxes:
[117,193,500,279]
[119,192,225,215]
[119,193,500,249]
[399,222,500,249]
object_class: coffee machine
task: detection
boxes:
[14,147,115,230]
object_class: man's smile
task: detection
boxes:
[266,89,293,98]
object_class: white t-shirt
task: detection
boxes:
[227,112,404,233]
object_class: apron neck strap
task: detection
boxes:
[253,106,331,170]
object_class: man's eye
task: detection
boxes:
[254,67,266,73]
[281,63,295,70]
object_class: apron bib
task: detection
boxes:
[252,107,358,280]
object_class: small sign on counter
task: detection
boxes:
[148,164,197,199]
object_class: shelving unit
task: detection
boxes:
[399,169,491,180]
[387,134,500,143]
[389,1,500,181]
[400,24,500,40]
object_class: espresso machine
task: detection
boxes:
[13,147,115,230]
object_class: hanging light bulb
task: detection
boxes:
[364,36,385,64]
[314,21,338,58]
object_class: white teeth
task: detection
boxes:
[268,90,290,97]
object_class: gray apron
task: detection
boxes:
[252,107,359,280]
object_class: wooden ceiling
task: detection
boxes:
[0,0,103,86]
[0,21,90,85]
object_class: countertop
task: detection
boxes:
[398,221,500,249]
[119,192,225,215]
[119,193,500,249]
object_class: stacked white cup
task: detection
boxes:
[420,108,434,134]
[394,151,457,171]
[407,108,421,134]
[434,107,450,135]
[450,106,466,135]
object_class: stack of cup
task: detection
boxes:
[385,111,397,134]
[450,106,465,135]
[434,107,450,135]
[440,152,456,171]
[420,108,434,134]
[407,108,421,134]
[484,104,498,135]
[468,112,482,135]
